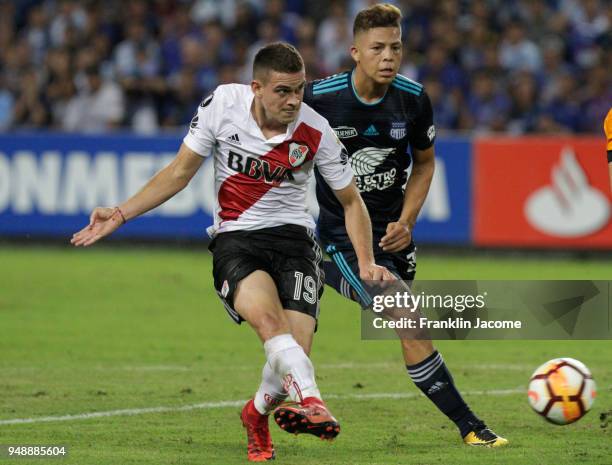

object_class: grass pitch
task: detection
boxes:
[0,246,610,465]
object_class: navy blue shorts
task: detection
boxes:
[323,240,417,307]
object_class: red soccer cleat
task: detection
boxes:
[273,397,341,440]
[240,399,275,462]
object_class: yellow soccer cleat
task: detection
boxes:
[463,420,509,448]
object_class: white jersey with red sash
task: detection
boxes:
[183,84,353,237]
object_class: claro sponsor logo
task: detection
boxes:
[525,147,610,237]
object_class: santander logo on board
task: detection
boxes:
[525,146,611,238]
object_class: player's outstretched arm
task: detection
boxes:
[333,181,394,281]
[380,146,435,253]
[71,143,204,247]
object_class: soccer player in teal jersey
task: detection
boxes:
[303,3,508,447]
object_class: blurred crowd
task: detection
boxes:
[0,0,609,135]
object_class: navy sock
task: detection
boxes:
[406,350,479,437]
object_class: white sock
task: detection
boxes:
[253,362,288,415]
[263,333,321,403]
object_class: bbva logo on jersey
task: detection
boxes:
[228,151,294,185]
[289,142,309,167]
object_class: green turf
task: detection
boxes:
[0,246,610,465]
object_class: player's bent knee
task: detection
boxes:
[249,310,291,340]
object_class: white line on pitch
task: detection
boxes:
[0,388,523,426]
[1,362,531,372]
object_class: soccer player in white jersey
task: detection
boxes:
[71,42,393,462]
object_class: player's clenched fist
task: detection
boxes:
[71,206,125,247]
[379,221,412,252]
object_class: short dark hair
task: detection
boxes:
[253,42,304,81]
[353,3,402,36]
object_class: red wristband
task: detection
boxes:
[114,207,127,224]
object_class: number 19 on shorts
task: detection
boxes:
[293,272,317,304]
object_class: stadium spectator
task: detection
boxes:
[12,67,49,128]
[62,64,124,132]
[499,21,542,73]
[300,41,326,81]
[459,20,496,72]
[423,77,459,131]
[3,38,31,99]
[581,64,612,133]
[461,70,510,133]
[478,42,506,82]
[563,0,610,69]
[0,75,14,131]
[295,15,317,47]
[537,36,575,105]
[537,72,582,133]
[316,0,352,74]
[49,0,87,47]
[114,23,161,80]
[160,68,201,127]
[228,1,259,44]
[202,20,236,65]
[180,34,218,94]
[262,0,301,43]
[43,47,76,128]
[418,41,466,93]
[507,71,540,134]
[191,0,236,27]
[159,5,199,76]
[504,0,555,44]
[113,21,165,133]
[24,4,50,66]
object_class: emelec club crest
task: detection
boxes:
[390,121,406,140]
[289,142,309,167]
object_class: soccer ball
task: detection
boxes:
[527,357,596,425]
